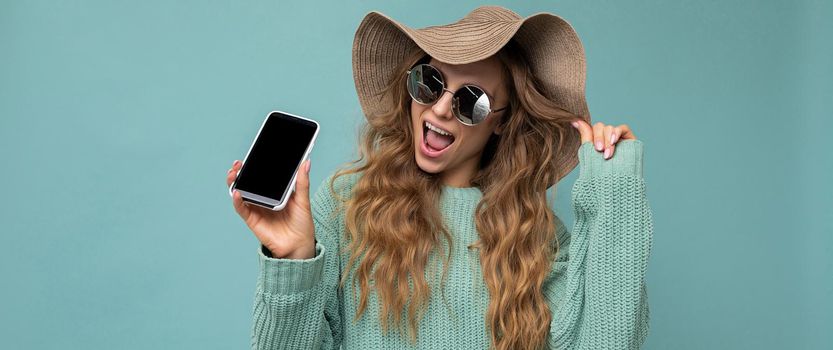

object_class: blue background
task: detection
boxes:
[2,0,831,348]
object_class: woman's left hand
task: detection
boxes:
[571,120,638,160]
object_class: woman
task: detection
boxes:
[226,6,652,350]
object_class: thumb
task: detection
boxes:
[571,119,593,144]
[294,159,312,208]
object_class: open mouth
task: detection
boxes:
[423,120,455,153]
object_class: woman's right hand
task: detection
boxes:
[226,159,316,260]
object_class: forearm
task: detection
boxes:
[252,243,331,349]
[549,140,654,349]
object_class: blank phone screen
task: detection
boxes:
[234,112,317,202]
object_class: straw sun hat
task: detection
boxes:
[352,5,590,183]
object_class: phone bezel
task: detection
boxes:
[229,110,319,211]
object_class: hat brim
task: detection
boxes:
[352,8,590,184]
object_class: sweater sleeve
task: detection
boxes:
[547,139,654,349]
[250,173,347,350]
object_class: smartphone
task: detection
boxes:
[229,111,319,210]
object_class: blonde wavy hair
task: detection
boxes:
[330,39,580,350]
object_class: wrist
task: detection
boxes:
[577,139,644,180]
[276,240,316,260]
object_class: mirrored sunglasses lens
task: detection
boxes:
[453,85,491,125]
[407,64,444,104]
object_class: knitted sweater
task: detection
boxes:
[250,140,653,349]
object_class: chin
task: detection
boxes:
[415,155,444,174]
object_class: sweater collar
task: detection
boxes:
[441,185,483,202]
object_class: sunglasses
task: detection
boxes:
[406,63,507,126]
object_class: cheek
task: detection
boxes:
[410,99,424,115]
[410,102,421,125]
[411,102,433,135]
[458,125,498,153]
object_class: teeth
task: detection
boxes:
[425,121,452,136]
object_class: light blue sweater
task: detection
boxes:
[251,140,653,349]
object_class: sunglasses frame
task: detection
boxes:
[405,63,508,126]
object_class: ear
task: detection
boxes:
[493,124,503,135]
[492,114,506,135]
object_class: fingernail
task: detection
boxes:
[305,159,311,173]
[604,148,612,159]
[610,133,617,144]
[233,160,240,167]
[571,121,578,128]
[595,141,603,151]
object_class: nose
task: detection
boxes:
[431,88,455,121]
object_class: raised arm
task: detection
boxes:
[247,171,350,349]
[547,139,654,349]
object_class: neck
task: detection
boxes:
[442,176,473,188]
[440,153,481,188]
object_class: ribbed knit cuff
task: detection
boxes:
[577,139,644,180]
[257,242,325,294]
